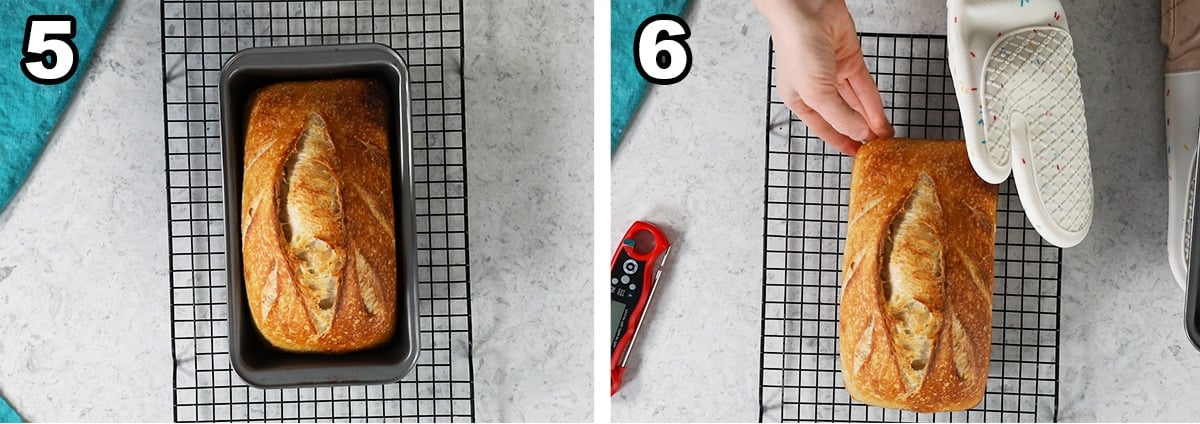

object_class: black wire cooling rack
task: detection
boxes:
[161,0,475,421]
[758,33,1061,423]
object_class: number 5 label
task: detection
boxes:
[634,15,692,85]
[21,15,79,85]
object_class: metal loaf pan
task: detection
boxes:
[219,44,418,387]
[1188,176,1200,351]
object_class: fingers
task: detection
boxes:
[784,95,862,156]
[845,61,894,140]
[835,79,875,140]
[797,82,872,141]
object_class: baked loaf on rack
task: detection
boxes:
[839,138,998,412]
[240,78,396,353]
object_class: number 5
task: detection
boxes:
[21,15,79,85]
[634,15,692,85]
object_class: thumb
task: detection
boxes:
[799,81,871,141]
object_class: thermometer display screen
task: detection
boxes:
[611,300,626,348]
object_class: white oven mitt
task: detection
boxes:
[1163,0,1200,290]
[947,0,1093,248]
[1165,71,1200,290]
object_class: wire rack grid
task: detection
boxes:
[161,0,475,421]
[758,33,1061,423]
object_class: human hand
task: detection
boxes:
[753,0,893,155]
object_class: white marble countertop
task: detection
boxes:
[0,1,592,422]
[612,0,1200,422]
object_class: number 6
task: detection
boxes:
[21,15,79,85]
[634,15,692,85]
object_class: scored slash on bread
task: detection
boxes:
[879,173,944,392]
[281,113,344,334]
[840,138,998,412]
[241,78,397,354]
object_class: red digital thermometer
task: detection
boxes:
[610,221,671,396]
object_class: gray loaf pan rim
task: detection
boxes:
[219,43,419,388]
[1189,172,1200,352]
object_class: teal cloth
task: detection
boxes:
[0,392,17,423]
[611,0,690,154]
[0,0,117,214]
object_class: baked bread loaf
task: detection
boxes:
[839,138,998,412]
[240,78,396,353]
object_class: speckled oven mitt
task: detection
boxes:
[1162,0,1200,288]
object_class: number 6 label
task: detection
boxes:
[21,15,79,85]
[634,15,692,85]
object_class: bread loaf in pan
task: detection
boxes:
[839,138,998,412]
[241,78,396,353]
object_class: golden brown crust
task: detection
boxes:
[840,138,998,412]
[241,78,396,353]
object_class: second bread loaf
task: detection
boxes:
[839,138,998,412]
